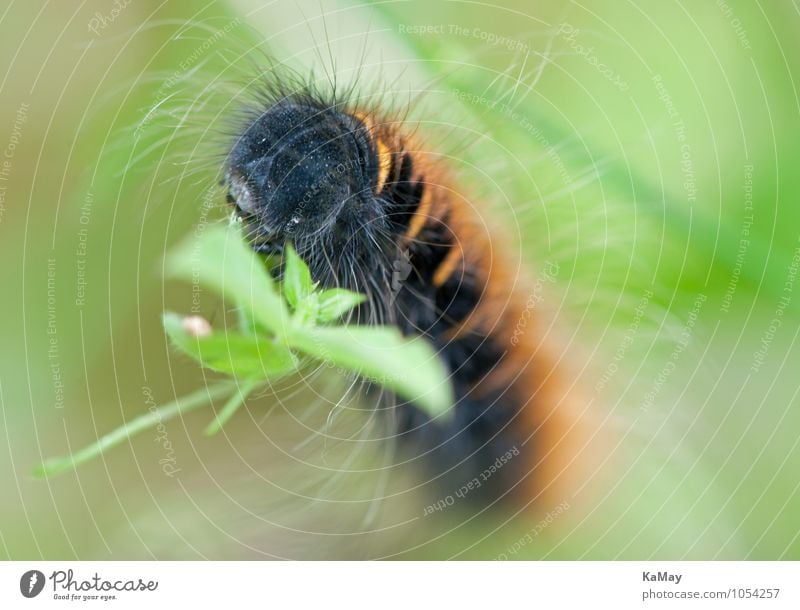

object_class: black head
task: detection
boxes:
[225,98,382,251]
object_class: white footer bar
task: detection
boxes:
[1,561,797,609]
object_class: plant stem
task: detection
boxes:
[33,381,235,478]
[204,379,262,436]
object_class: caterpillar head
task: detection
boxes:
[225,97,383,254]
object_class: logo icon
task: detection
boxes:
[20,570,45,598]
[391,248,412,300]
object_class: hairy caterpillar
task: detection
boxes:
[223,69,595,511]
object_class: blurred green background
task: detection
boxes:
[1,0,799,559]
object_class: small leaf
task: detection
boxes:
[163,313,297,378]
[165,223,290,338]
[282,243,314,311]
[289,325,454,418]
[315,288,367,324]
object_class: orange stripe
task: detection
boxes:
[402,187,433,243]
[374,138,392,193]
[432,246,462,287]
[353,111,392,194]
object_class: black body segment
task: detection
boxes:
[225,95,526,506]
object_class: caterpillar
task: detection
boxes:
[223,71,595,512]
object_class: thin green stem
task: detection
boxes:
[33,381,235,479]
[204,379,262,436]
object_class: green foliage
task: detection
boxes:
[164,223,290,337]
[164,222,452,418]
[162,313,298,379]
[33,383,236,479]
[282,243,315,311]
[35,223,453,478]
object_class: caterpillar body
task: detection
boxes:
[224,76,593,511]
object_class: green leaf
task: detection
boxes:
[314,288,367,324]
[163,313,297,378]
[33,382,235,479]
[289,325,454,418]
[165,223,291,337]
[282,243,314,311]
